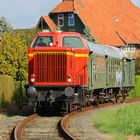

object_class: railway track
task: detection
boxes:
[11,98,140,140]
[12,114,62,140]
[59,98,140,140]
[13,114,39,140]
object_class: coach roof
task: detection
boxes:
[85,40,105,56]
[101,45,125,59]
[85,40,125,59]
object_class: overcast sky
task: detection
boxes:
[0,0,140,29]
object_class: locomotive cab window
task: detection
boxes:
[62,36,84,48]
[32,36,53,48]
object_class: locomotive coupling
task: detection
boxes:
[73,93,81,105]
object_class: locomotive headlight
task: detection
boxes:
[67,74,72,83]
[30,74,35,82]
[68,78,72,83]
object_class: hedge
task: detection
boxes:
[0,75,15,104]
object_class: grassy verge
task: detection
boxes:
[93,103,140,140]
[129,75,140,98]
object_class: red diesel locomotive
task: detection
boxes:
[26,31,135,113]
[27,31,89,113]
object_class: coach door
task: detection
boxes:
[90,55,97,89]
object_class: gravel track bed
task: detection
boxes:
[23,116,62,140]
[0,116,26,140]
[67,103,130,140]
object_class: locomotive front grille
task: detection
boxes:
[34,52,67,83]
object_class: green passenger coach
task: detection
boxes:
[86,41,106,91]
[85,40,135,99]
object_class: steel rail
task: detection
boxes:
[13,114,39,140]
[9,98,140,140]
[59,97,140,140]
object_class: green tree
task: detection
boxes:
[0,31,27,80]
[0,17,12,36]
[14,28,37,46]
[0,23,37,107]
[0,28,37,80]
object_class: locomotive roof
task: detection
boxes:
[85,40,126,59]
[36,31,81,36]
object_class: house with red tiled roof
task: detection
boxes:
[37,0,140,57]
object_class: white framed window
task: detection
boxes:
[68,13,75,26]
[130,46,135,52]
[122,45,136,52]
[58,14,64,27]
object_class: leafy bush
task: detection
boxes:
[0,28,37,107]
[136,53,140,75]
[129,75,140,98]
[0,75,14,104]
[0,29,37,80]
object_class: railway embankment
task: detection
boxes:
[65,101,140,140]
[93,102,140,139]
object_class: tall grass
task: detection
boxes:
[129,75,140,98]
[93,103,140,139]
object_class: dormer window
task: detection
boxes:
[58,14,64,27]
[68,13,75,26]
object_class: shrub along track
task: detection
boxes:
[11,98,140,140]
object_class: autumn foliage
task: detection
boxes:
[0,29,37,80]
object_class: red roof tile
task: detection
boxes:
[43,16,57,31]
[116,31,140,44]
[51,0,74,13]
[37,16,57,31]
[50,0,140,46]
[74,0,140,46]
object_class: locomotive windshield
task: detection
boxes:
[62,36,84,48]
[32,36,53,48]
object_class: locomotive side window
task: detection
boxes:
[32,36,53,48]
[62,36,84,48]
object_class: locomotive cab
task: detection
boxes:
[26,31,89,113]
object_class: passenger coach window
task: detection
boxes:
[62,36,84,48]
[32,36,53,48]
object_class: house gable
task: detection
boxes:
[36,0,140,49]
[49,12,85,33]
[36,16,57,31]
